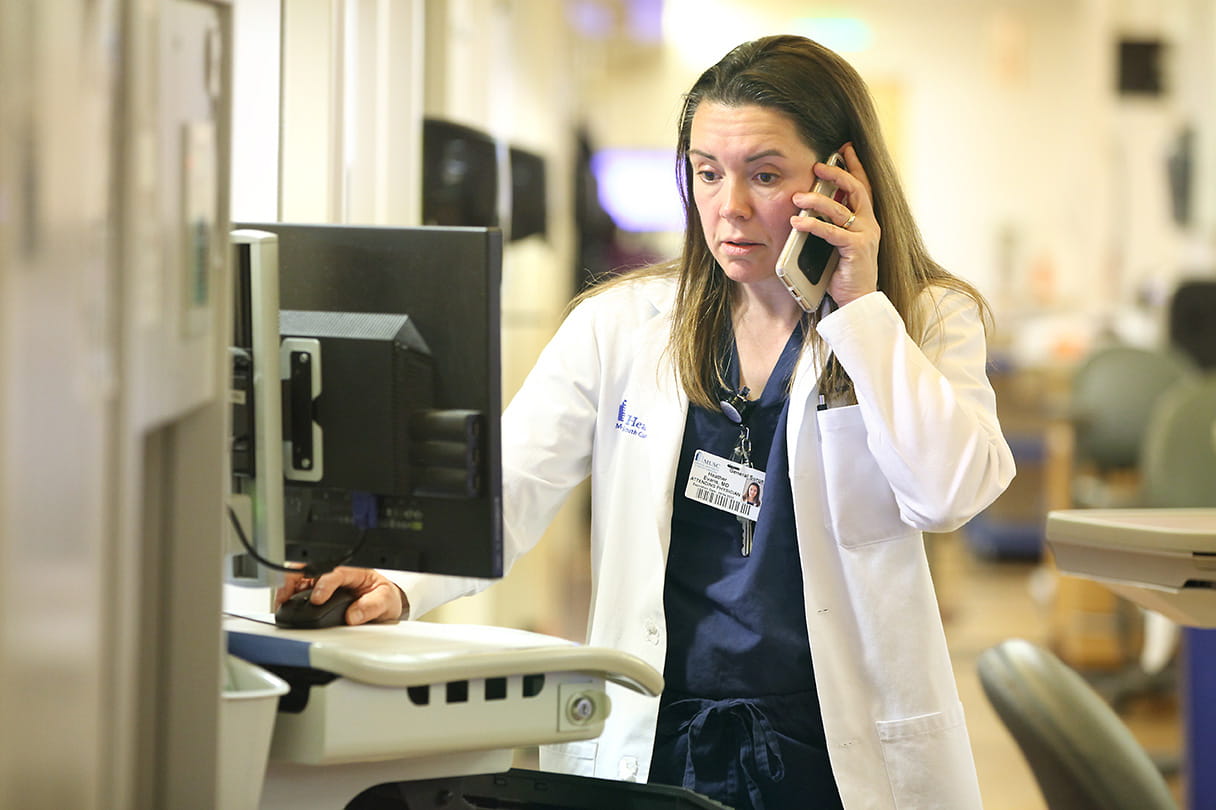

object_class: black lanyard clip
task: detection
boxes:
[719,386,754,425]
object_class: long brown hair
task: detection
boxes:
[579,35,990,409]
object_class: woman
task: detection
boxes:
[280,35,1014,809]
[743,481,762,507]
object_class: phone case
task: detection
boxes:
[775,153,847,312]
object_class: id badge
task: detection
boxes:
[685,450,764,522]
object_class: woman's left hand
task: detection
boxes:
[789,142,880,307]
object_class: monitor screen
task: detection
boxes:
[232,223,503,579]
[422,119,500,229]
[509,145,547,241]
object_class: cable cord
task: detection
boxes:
[226,504,370,579]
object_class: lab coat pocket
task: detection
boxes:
[875,702,979,809]
[538,739,598,777]
[817,405,906,547]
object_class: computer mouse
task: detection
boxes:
[274,586,359,629]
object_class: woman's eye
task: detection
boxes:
[697,169,719,183]
[756,172,778,184]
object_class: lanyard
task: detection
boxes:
[719,387,757,556]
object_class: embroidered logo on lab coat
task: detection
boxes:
[615,399,648,438]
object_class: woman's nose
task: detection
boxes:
[720,179,751,220]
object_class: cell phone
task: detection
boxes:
[775,152,848,312]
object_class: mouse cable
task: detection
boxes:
[225,505,372,580]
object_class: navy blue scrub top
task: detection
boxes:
[663,325,816,698]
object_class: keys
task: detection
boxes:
[731,426,755,557]
[730,426,752,467]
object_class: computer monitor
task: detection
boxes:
[422,118,500,229]
[229,223,503,580]
[509,145,547,242]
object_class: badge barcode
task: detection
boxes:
[695,487,744,513]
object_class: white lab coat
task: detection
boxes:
[397,275,1015,809]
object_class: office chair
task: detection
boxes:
[1069,345,1194,493]
[1096,372,1216,682]
[1139,372,1216,509]
[1076,373,1216,774]
[1120,372,1216,692]
[977,638,1178,810]
[1137,370,1216,670]
[1168,279,1216,370]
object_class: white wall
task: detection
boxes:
[231,0,281,222]
[233,0,425,226]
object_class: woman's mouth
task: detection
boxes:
[721,239,761,255]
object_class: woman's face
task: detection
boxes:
[688,102,819,286]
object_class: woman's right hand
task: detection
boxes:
[273,565,409,624]
[790,142,880,307]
